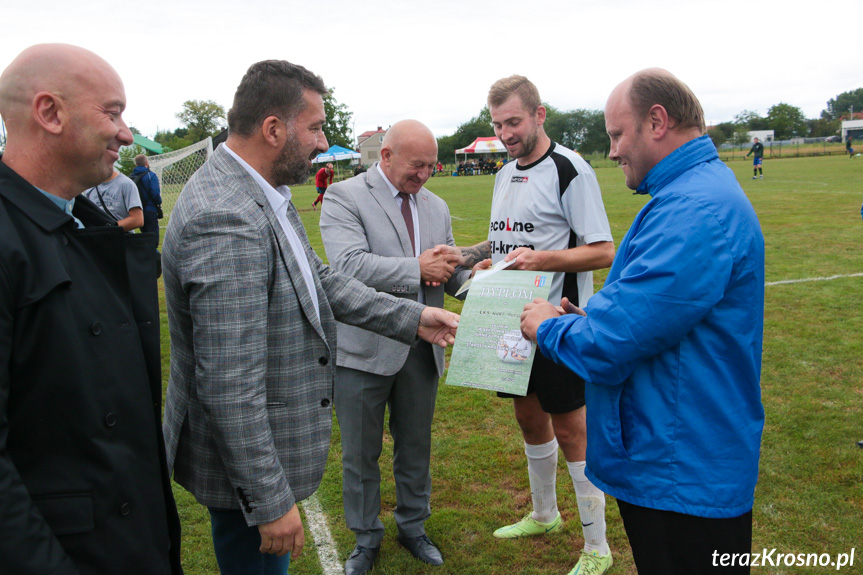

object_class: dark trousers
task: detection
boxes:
[208,508,291,575]
[617,499,752,574]
[142,211,159,233]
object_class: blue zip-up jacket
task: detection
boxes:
[131,166,163,214]
[537,135,765,518]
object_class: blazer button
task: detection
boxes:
[320,398,330,407]
[318,357,328,366]
[104,413,117,427]
[120,502,131,516]
[62,236,69,246]
[90,322,102,336]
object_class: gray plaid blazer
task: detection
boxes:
[162,144,423,525]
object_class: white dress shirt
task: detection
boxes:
[376,164,424,304]
[224,144,320,319]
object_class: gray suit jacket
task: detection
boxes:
[162,146,424,525]
[320,164,470,378]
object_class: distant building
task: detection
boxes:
[357,126,388,165]
[841,119,863,142]
[747,130,775,143]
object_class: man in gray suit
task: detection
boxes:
[162,61,459,575]
[320,120,470,574]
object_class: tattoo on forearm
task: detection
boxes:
[457,241,491,267]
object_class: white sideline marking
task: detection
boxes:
[301,494,342,575]
[766,272,863,286]
[295,270,863,573]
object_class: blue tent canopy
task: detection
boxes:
[313,145,361,163]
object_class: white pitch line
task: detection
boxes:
[300,494,342,575]
[766,272,863,286]
[293,271,863,575]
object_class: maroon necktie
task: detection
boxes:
[398,192,416,255]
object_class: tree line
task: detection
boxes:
[441,88,863,158]
[141,89,355,154]
[706,88,863,146]
[436,105,608,160]
[133,88,863,159]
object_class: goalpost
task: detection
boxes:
[146,136,213,227]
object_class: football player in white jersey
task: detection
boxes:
[481,75,615,575]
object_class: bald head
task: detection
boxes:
[380,120,438,195]
[382,120,437,156]
[0,44,132,199]
[0,44,122,128]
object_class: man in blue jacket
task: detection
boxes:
[521,68,765,574]
[132,154,163,232]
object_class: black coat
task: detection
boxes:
[0,162,182,574]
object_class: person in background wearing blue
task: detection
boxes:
[132,154,163,232]
[520,68,765,575]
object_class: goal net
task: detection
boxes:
[147,136,213,227]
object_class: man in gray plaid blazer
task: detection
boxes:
[162,60,459,575]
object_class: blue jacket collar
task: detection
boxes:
[636,135,718,196]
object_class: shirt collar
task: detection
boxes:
[223,143,293,211]
[0,161,78,231]
[37,188,84,229]
[376,163,414,203]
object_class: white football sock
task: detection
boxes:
[567,460,610,556]
[525,439,559,523]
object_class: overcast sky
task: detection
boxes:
[3,0,860,142]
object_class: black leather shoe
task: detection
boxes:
[397,533,443,566]
[344,544,379,575]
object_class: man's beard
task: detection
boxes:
[512,127,538,160]
[272,136,312,187]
